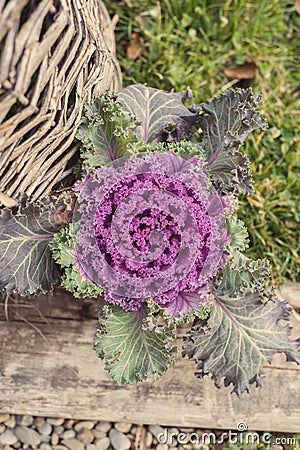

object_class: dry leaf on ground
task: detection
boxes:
[127,31,143,60]
[224,61,256,79]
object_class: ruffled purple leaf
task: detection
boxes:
[73,152,227,316]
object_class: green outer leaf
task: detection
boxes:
[198,88,267,193]
[227,216,249,252]
[76,93,138,170]
[218,251,270,297]
[118,83,196,143]
[61,266,103,299]
[183,290,299,396]
[0,197,65,295]
[50,223,103,299]
[209,150,253,194]
[200,88,266,160]
[94,305,176,385]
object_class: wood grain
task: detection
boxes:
[0,286,299,433]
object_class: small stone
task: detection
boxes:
[20,416,34,427]
[95,422,111,433]
[47,418,65,426]
[54,426,65,436]
[156,444,169,450]
[86,445,97,450]
[14,426,41,446]
[145,431,153,447]
[167,428,179,446]
[109,429,131,450]
[0,424,5,433]
[35,418,46,428]
[94,437,110,450]
[114,423,132,434]
[14,442,22,449]
[0,429,18,445]
[0,413,10,423]
[65,420,75,429]
[74,421,95,432]
[77,428,94,444]
[131,426,137,435]
[4,416,16,428]
[38,422,52,436]
[179,444,193,450]
[148,425,165,440]
[62,438,85,450]
[51,433,59,445]
[92,430,106,439]
[40,444,53,450]
[41,435,51,443]
[53,446,69,450]
[61,430,76,439]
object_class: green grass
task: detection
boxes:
[107,0,300,284]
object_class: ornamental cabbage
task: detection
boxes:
[0,84,298,394]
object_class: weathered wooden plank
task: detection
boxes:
[1,283,298,322]
[0,289,100,322]
[0,301,300,432]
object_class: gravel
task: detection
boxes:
[4,415,16,428]
[94,422,111,433]
[47,418,65,426]
[54,426,65,436]
[52,433,59,445]
[38,422,53,435]
[0,429,18,445]
[93,437,110,450]
[41,434,52,443]
[62,437,85,450]
[40,443,53,450]
[77,428,94,444]
[148,425,165,440]
[74,422,95,432]
[14,425,42,446]
[0,413,10,423]
[61,430,76,439]
[114,423,132,434]
[109,429,131,450]
[92,430,107,439]
[0,413,225,449]
[19,415,34,427]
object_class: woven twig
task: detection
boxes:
[0,0,122,203]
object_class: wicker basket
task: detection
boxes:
[0,0,122,204]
